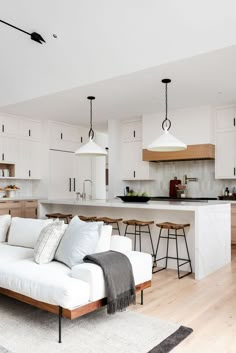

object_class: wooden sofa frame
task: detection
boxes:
[0,280,151,343]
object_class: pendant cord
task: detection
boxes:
[165,82,168,121]
[161,79,171,131]
[88,98,95,139]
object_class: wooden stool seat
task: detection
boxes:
[156,222,190,230]
[96,217,123,224]
[45,213,72,224]
[78,215,97,222]
[123,219,154,226]
[96,217,123,235]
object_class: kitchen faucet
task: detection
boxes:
[183,174,198,184]
[82,179,93,200]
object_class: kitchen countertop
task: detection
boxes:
[0,197,43,202]
[39,198,230,211]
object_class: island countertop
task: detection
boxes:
[39,198,229,211]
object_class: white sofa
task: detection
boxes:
[0,216,152,342]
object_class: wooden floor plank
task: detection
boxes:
[132,246,236,353]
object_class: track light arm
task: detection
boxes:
[0,19,45,44]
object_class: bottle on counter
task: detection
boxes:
[224,187,229,197]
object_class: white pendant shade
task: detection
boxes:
[147,129,187,152]
[75,138,107,156]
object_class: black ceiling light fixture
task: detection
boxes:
[0,19,45,44]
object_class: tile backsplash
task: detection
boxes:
[125,160,236,198]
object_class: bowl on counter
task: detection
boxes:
[117,195,150,203]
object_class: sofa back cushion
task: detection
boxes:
[34,220,67,264]
[8,217,53,248]
[95,225,112,253]
[0,215,11,242]
[55,216,103,268]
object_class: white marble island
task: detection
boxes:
[39,199,231,280]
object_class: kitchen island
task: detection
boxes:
[39,199,231,280]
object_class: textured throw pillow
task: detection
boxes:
[0,215,11,242]
[7,217,53,248]
[55,216,103,268]
[34,220,67,264]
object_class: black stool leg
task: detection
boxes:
[134,224,137,251]
[183,228,192,274]
[124,224,128,236]
[116,222,121,235]
[175,229,180,278]
[139,225,142,251]
[141,290,144,305]
[165,229,170,269]
[147,224,155,257]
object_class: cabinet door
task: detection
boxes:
[74,155,92,193]
[122,120,142,141]
[0,115,19,136]
[18,140,41,178]
[0,202,9,215]
[216,107,235,131]
[49,122,80,152]
[49,150,75,199]
[215,131,236,178]
[121,142,136,180]
[24,200,38,218]
[0,136,18,163]
[20,119,41,141]
[8,201,23,217]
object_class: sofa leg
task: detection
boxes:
[141,290,144,305]
[58,306,62,343]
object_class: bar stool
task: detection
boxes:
[96,217,123,234]
[78,215,97,222]
[153,222,192,279]
[45,213,72,224]
[123,219,155,255]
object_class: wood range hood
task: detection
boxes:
[143,144,215,162]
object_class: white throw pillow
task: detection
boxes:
[55,216,103,268]
[95,225,112,253]
[8,217,53,248]
[0,215,11,242]
[34,220,67,264]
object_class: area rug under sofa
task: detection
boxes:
[0,295,192,353]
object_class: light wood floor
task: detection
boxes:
[132,246,236,353]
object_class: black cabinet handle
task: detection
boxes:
[69,178,72,192]
[61,133,63,140]
[29,129,31,137]
[8,209,11,215]
[81,136,83,143]
[2,125,4,133]
[133,171,136,178]
[73,178,76,191]
[29,170,31,177]
[234,118,236,127]
[234,167,236,176]
[2,153,4,161]
[35,208,38,216]
[133,130,136,138]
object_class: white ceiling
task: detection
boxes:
[1,0,236,130]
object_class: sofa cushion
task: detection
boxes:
[0,258,90,309]
[0,215,11,242]
[34,221,67,264]
[95,225,112,253]
[0,243,33,263]
[7,217,53,249]
[55,216,103,268]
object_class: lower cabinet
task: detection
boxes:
[231,204,236,244]
[0,200,38,218]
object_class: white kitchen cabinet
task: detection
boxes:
[18,140,41,179]
[0,115,19,136]
[20,119,41,141]
[48,150,92,199]
[121,141,155,180]
[215,106,235,131]
[122,120,142,142]
[49,121,87,152]
[215,106,236,179]
[0,136,18,163]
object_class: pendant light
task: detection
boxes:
[75,96,107,156]
[147,79,187,152]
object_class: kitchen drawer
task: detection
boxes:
[24,200,38,208]
[7,201,24,209]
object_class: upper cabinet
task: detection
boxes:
[0,115,19,137]
[121,120,142,141]
[215,106,236,179]
[20,119,41,141]
[49,121,88,152]
[121,119,155,180]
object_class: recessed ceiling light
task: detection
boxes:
[53,34,57,38]
[218,91,222,94]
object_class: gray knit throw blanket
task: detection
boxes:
[83,250,136,314]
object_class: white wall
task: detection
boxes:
[142,105,214,147]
